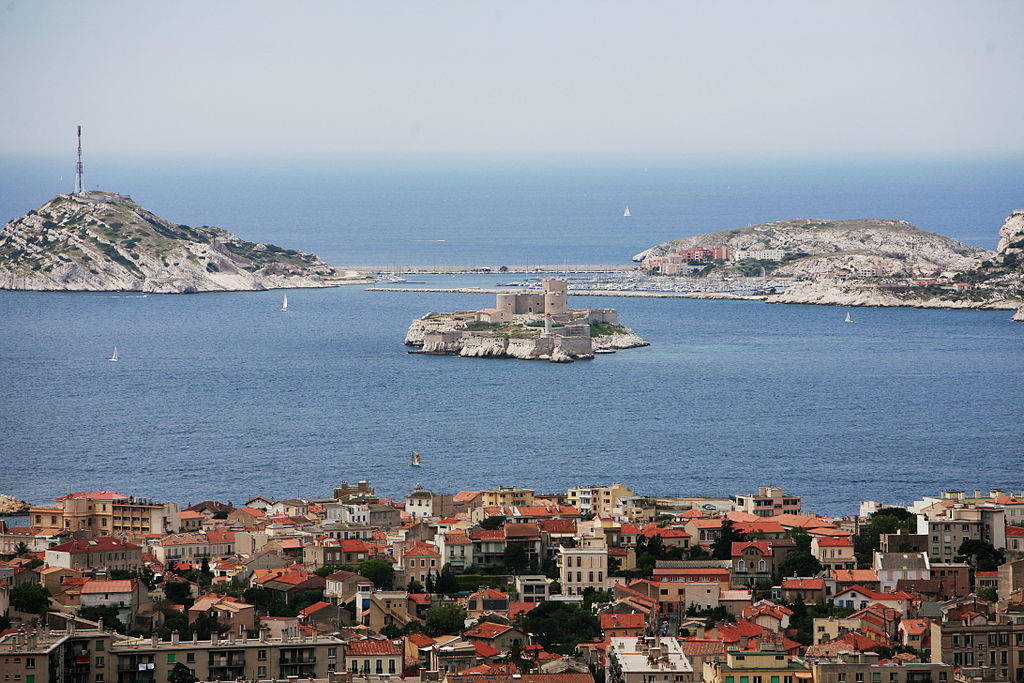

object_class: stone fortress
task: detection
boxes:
[405,278,647,363]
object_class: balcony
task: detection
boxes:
[280,656,317,664]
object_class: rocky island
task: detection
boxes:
[0,191,369,293]
[405,278,648,362]
[635,213,1024,316]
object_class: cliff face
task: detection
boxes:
[0,192,354,293]
[994,211,1024,271]
[634,218,990,276]
[768,279,1021,310]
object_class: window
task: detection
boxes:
[328,648,336,659]
[95,657,104,667]
[25,659,35,669]
[258,667,267,678]
[258,650,267,661]
[186,653,194,663]
[758,560,766,571]
[872,673,880,682]
[95,640,105,652]
[890,674,897,682]
[855,674,864,682]
[95,676,103,683]
[838,675,846,682]
[376,660,383,674]
[738,560,746,571]
[26,677,35,683]
[389,660,396,674]
[167,654,176,664]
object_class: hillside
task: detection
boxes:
[633,218,990,277]
[0,192,363,293]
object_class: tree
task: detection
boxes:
[977,586,998,602]
[777,550,823,578]
[10,583,50,615]
[14,541,30,556]
[788,528,812,553]
[479,516,505,530]
[503,542,529,574]
[517,601,599,654]
[499,265,509,273]
[407,579,424,593]
[424,572,436,593]
[359,558,396,590]
[314,564,352,578]
[855,508,917,567]
[163,581,194,607]
[957,539,1005,572]
[712,520,743,560]
[168,662,197,683]
[434,567,459,595]
[424,603,467,636]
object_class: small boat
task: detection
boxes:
[844,311,854,323]
[623,205,631,217]
[410,451,422,467]
[108,346,118,362]
[281,295,288,312]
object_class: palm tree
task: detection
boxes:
[14,542,30,557]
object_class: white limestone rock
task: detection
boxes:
[0,494,30,515]
[0,192,363,293]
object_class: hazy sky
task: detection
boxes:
[2,1,1022,160]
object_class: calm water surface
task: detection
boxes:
[1,277,1021,515]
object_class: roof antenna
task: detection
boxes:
[74,125,84,194]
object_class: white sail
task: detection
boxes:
[844,311,853,323]
[281,295,288,312]
[623,205,631,217]
[108,346,118,362]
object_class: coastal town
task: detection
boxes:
[2,483,1024,683]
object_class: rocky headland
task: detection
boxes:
[0,192,370,293]
[634,218,990,277]
[635,213,1024,316]
[0,493,30,515]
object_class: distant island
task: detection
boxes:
[635,213,1024,318]
[405,278,649,362]
[0,191,370,293]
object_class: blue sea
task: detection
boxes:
[1,156,1023,515]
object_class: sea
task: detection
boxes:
[1,155,1022,516]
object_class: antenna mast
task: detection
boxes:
[74,125,84,194]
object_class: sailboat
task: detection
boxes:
[844,311,854,323]
[410,451,422,467]
[281,295,288,312]
[623,205,631,217]
[108,346,118,362]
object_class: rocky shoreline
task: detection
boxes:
[0,493,30,515]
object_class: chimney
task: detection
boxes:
[171,630,180,645]
[27,631,37,650]
[68,619,76,635]
[151,634,159,647]
[975,490,982,499]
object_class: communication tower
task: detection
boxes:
[74,125,84,194]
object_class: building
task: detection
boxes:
[567,485,636,516]
[874,552,931,592]
[28,491,179,537]
[916,505,1007,563]
[0,626,345,683]
[479,487,537,509]
[405,485,456,520]
[734,487,801,517]
[703,639,809,683]
[188,595,256,636]
[79,579,152,629]
[930,608,1024,679]
[558,545,609,596]
[732,542,776,587]
[150,530,235,564]
[809,651,951,683]
[344,637,404,676]
[44,537,143,571]
[813,536,856,571]
[606,636,696,683]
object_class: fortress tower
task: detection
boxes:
[543,277,568,315]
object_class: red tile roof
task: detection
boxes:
[474,641,503,657]
[1006,526,1024,537]
[815,536,854,547]
[731,541,774,556]
[345,638,404,656]
[464,621,513,639]
[49,537,140,553]
[600,613,645,630]
[55,490,128,501]
[781,578,825,590]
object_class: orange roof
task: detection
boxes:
[901,618,930,635]
[833,569,878,583]
[464,621,513,639]
[453,491,481,502]
[679,508,707,519]
[474,641,502,657]
[408,632,436,648]
[731,541,774,556]
[179,510,204,519]
[781,578,825,590]
[1007,526,1024,537]
[237,507,266,517]
[345,638,404,656]
[470,587,509,600]
[815,536,853,547]
[734,520,786,535]
[81,579,136,594]
[600,613,645,629]
[55,490,128,501]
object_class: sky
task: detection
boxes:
[1,1,1023,161]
